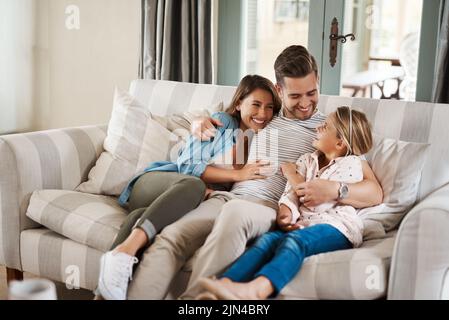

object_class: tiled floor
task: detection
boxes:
[0,266,94,300]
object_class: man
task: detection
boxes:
[126,45,382,299]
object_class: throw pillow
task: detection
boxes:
[359,134,430,239]
[155,102,224,141]
[76,88,178,196]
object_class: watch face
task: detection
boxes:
[340,184,349,198]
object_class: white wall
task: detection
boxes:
[0,0,36,134]
[0,0,140,133]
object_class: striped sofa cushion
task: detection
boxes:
[0,125,106,269]
[129,79,236,117]
[76,89,180,196]
[21,228,103,291]
[26,190,127,252]
[279,234,395,299]
[170,233,395,300]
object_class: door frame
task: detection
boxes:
[309,0,345,96]
[415,0,443,102]
[217,0,442,102]
[217,0,245,86]
[315,0,443,102]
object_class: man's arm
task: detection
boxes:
[201,162,268,183]
[296,160,383,209]
[343,160,383,207]
[191,116,223,141]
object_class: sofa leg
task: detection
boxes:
[6,267,23,285]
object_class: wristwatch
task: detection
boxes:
[338,182,349,200]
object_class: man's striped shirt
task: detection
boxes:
[231,110,326,207]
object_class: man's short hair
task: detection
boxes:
[274,45,318,86]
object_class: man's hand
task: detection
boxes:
[191,116,223,141]
[295,179,339,207]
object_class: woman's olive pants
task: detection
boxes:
[111,172,206,250]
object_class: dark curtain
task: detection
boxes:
[139,0,213,84]
[432,0,449,103]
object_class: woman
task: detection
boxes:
[96,75,281,300]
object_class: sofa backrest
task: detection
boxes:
[130,79,449,201]
[317,96,449,202]
[130,79,236,116]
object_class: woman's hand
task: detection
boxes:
[234,160,270,181]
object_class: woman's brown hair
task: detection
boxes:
[225,75,282,121]
[330,106,373,156]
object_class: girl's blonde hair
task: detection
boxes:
[329,106,373,156]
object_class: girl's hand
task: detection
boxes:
[280,223,302,232]
[280,162,297,178]
[234,160,270,181]
[277,204,299,232]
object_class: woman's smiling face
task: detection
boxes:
[238,88,275,132]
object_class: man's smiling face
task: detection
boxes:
[277,72,319,120]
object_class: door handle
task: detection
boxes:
[329,17,355,67]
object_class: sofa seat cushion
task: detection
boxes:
[175,234,395,300]
[279,234,395,300]
[21,228,103,291]
[26,190,127,252]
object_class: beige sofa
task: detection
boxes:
[1,79,449,299]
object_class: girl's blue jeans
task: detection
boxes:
[221,223,352,295]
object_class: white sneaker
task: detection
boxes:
[97,251,138,300]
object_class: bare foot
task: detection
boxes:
[215,278,261,300]
[215,277,274,300]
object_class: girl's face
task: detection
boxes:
[237,88,275,132]
[313,114,346,155]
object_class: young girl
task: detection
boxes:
[196,106,373,300]
[96,75,282,300]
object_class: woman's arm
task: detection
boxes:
[200,161,269,184]
[177,112,236,177]
[295,160,383,209]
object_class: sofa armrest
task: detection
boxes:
[0,125,106,269]
[388,182,449,299]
